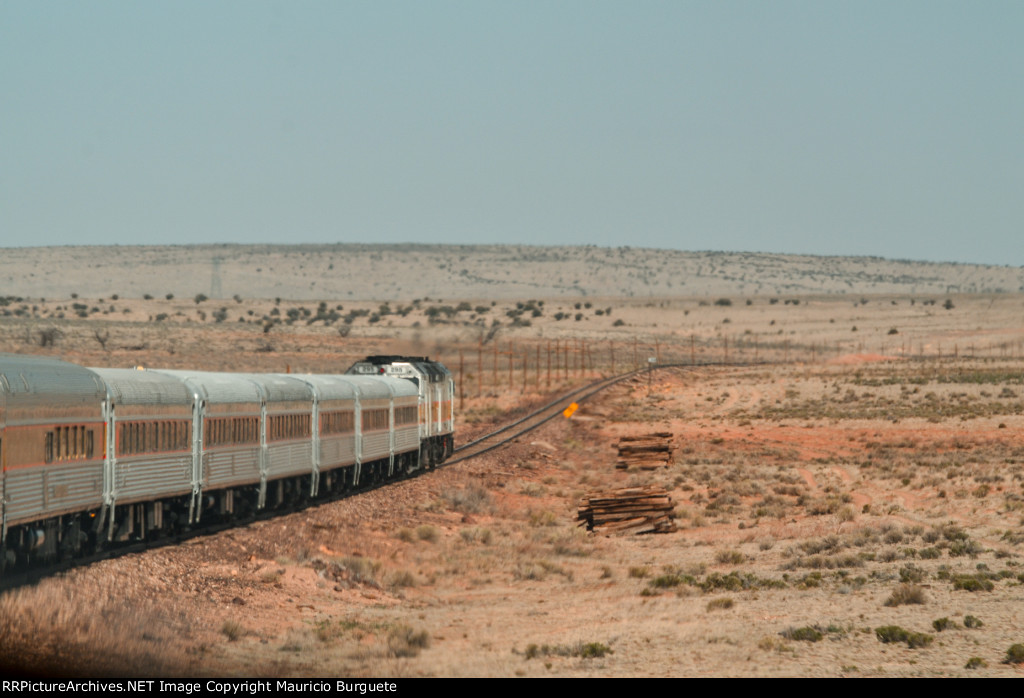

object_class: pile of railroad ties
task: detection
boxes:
[614,432,674,470]
[577,485,676,535]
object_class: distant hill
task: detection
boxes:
[2,243,1022,301]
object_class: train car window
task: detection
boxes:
[364,409,388,431]
[321,410,355,435]
[395,406,418,425]
[45,432,54,463]
[86,430,94,458]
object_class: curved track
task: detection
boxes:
[447,363,708,465]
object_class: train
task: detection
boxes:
[0,353,455,572]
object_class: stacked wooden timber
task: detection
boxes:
[577,485,676,535]
[615,432,673,470]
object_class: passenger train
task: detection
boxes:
[0,354,454,572]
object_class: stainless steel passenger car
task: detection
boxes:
[91,367,196,541]
[0,354,454,572]
[1,356,107,561]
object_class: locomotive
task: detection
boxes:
[0,353,455,572]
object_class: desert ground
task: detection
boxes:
[2,246,1024,677]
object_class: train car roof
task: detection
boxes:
[340,374,414,400]
[238,373,314,403]
[282,374,358,401]
[90,367,195,406]
[152,369,263,404]
[379,375,419,399]
[0,353,107,404]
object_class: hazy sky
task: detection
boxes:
[3,2,1022,265]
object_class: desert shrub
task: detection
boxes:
[460,527,493,545]
[221,620,244,641]
[326,556,380,585]
[648,573,686,589]
[940,523,969,542]
[875,625,933,649]
[884,530,904,544]
[416,525,439,543]
[441,483,492,513]
[706,597,734,611]
[952,575,995,592]
[965,657,987,669]
[780,626,823,643]
[387,570,417,588]
[964,615,984,628]
[932,617,955,632]
[522,641,612,660]
[579,642,612,659]
[1003,644,1024,664]
[949,539,984,557]
[388,625,430,658]
[899,565,925,583]
[885,584,927,607]
[528,510,557,527]
[715,549,745,565]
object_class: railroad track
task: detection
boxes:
[447,364,691,465]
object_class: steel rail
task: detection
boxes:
[445,362,709,466]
